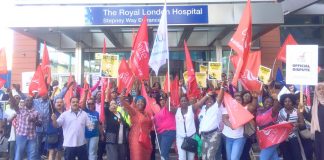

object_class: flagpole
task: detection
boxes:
[227,49,233,78]
[271,58,277,79]
[164,1,171,112]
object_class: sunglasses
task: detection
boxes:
[87,103,95,105]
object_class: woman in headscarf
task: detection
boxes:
[311,82,324,160]
[120,95,152,160]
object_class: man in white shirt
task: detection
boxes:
[51,96,92,160]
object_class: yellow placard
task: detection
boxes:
[200,65,208,73]
[195,72,207,88]
[183,71,188,83]
[101,54,119,78]
[258,65,272,84]
[208,62,222,80]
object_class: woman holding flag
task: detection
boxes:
[120,94,152,160]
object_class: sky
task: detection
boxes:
[0,1,14,70]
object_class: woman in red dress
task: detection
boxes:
[120,95,152,160]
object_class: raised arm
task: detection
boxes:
[8,89,19,111]
[120,95,136,116]
[80,88,89,110]
[90,77,101,92]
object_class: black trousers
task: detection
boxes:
[279,137,303,160]
[315,131,324,160]
[64,144,88,160]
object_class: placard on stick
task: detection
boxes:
[101,54,119,78]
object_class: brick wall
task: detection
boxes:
[11,32,38,86]
[260,27,282,78]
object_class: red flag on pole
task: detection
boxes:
[0,78,6,88]
[228,0,252,86]
[118,58,135,95]
[41,42,51,85]
[0,48,8,74]
[223,93,254,129]
[184,41,200,99]
[141,82,160,115]
[231,51,262,92]
[170,75,180,107]
[257,122,294,149]
[276,34,297,62]
[64,75,74,110]
[29,65,48,97]
[129,16,150,80]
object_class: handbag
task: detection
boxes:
[180,113,198,153]
[244,121,256,138]
[47,134,58,144]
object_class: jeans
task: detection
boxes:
[9,141,15,160]
[158,130,176,160]
[64,144,88,160]
[15,135,38,160]
[260,144,280,160]
[87,136,99,160]
[36,132,45,158]
[225,136,246,160]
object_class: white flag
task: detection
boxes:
[149,5,169,76]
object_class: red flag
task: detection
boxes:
[80,78,91,101]
[228,0,252,86]
[163,72,169,93]
[276,34,297,62]
[170,75,180,107]
[0,78,6,88]
[141,83,160,115]
[118,58,135,95]
[257,122,294,149]
[129,16,150,80]
[231,51,262,92]
[100,78,108,123]
[41,42,51,85]
[184,41,200,99]
[0,48,8,74]
[29,65,48,97]
[223,93,254,129]
[64,75,74,110]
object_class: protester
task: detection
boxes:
[197,84,225,160]
[11,94,42,160]
[51,96,92,160]
[120,95,152,160]
[256,89,281,160]
[154,93,176,160]
[105,99,129,160]
[46,98,64,160]
[277,94,305,160]
[222,93,246,160]
[311,82,324,160]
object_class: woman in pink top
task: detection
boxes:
[154,93,176,160]
[256,92,281,160]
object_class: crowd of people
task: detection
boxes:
[0,74,324,160]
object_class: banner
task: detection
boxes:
[208,62,222,80]
[101,54,119,78]
[257,122,294,149]
[199,65,208,73]
[223,93,254,129]
[286,45,318,85]
[258,65,271,84]
[195,72,207,88]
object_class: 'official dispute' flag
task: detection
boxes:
[29,64,48,97]
[149,5,169,76]
[41,42,51,85]
[118,58,135,95]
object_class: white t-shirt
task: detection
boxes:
[221,107,244,139]
[4,107,16,142]
[198,103,223,134]
[176,105,196,137]
[57,109,91,147]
